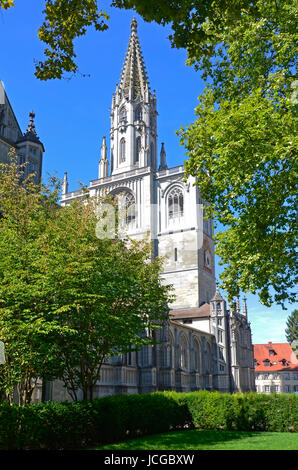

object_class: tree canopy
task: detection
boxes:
[179,0,297,307]
[285,309,298,345]
[0,0,253,80]
[1,0,296,307]
[0,156,173,403]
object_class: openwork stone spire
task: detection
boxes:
[119,18,149,99]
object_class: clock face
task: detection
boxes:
[205,250,211,267]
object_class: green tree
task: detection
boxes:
[40,195,173,401]
[0,155,173,403]
[1,0,109,80]
[1,1,296,305]
[178,0,297,307]
[285,309,298,345]
[0,152,64,404]
[0,0,251,80]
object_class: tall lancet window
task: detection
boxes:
[136,136,141,163]
[119,106,127,123]
[120,138,126,163]
[125,193,136,225]
[168,187,184,220]
[179,335,189,370]
[135,105,142,121]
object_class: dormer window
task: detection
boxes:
[264,359,270,367]
[280,359,288,367]
[269,349,276,356]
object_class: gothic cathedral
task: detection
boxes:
[57,19,255,399]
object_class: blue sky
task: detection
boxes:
[0,0,296,344]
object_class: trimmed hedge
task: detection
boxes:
[0,391,297,449]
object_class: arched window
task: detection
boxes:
[120,138,126,162]
[125,192,136,225]
[204,343,211,374]
[179,335,188,370]
[119,107,127,123]
[135,105,142,121]
[168,187,184,220]
[136,136,141,163]
[193,340,201,372]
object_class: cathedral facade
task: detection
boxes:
[57,19,255,400]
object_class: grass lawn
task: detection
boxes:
[94,430,298,451]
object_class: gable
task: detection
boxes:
[0,81,23,144]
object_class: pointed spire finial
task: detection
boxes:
[26,110,37,136]
[210,280,224,302]
[236,295,241,314]
[131,17,137,32]
[243,296,248,317]
[99,137,109,179]
[159,142,168,170]
[100,136,107,161]
[62,171,68,195]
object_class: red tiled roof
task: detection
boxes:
[169,303,211,320]
[254,342,298,371]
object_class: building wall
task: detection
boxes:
[255,371,298,394]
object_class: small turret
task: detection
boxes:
[62,171,69,196]
[236,295,241,315]
[210,281,228,377]
[16,110,44,184]
[98,136,109,179]
[243,296,248,317]
[159,142,168,170]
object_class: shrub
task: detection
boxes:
[0,391,297,449]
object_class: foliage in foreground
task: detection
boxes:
[2,1,296,306]
[179,0,297,307]
[285,309,298,346]
[0,391,297,450]
[0,0,255,80]
[0,156,172,404]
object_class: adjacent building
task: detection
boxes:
[254,342,298,394]
[0,81,44,184]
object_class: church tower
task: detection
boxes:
[56,19,256,400]
[16,110,44,185]
[60,18,216,309]
[110,18,157,175]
